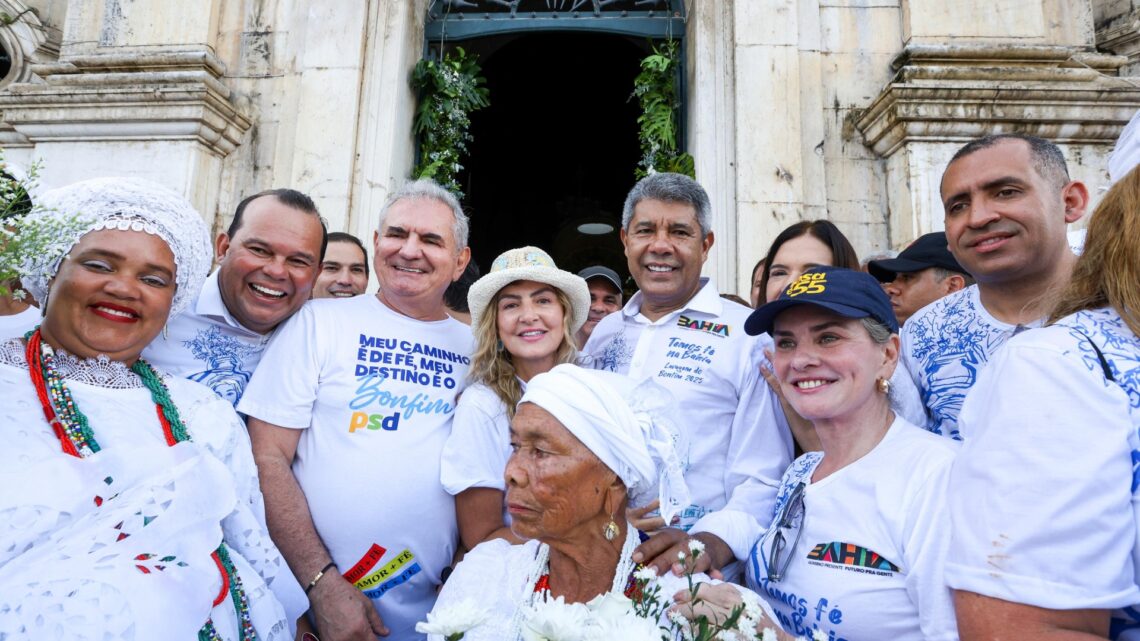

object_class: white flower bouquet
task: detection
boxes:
[418,541,826,641]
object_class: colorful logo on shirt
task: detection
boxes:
[806,541,899,576]
[348,411,402,432]
[344,543,422,599]
[677,315,730,337]
[786,272,827,297]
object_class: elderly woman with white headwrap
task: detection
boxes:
[423,364,778,640]
[0,177,305,639]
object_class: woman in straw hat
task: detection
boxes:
[440,246,590,550]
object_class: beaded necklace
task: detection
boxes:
[24,328,257,641]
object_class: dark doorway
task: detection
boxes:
[454,32,647,283]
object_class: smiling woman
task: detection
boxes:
[0,177,305,640]
[440,246,590,551]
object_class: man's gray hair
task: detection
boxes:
[377,178,470,250]
[621,173,712,236]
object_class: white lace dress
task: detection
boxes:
[0,338,306,640]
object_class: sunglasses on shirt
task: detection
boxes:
[766,481,806,583]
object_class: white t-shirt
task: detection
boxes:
[946,307,1140,638]
[143,271,272,406]
[745,418,960,641]
[583,278,793,560]
[901,285,1041,440]
[441,381,512,495]
[0,304,39,340]
[237,294,472,640]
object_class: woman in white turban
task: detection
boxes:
[0,177,304,640]
[423,364,778,640]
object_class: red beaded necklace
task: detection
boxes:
[24,328,256,641]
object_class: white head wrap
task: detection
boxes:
[519,364,691,526]
[1110,108,1140,185]
[20,177,212,318]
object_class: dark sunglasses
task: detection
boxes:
[766,481,806,583]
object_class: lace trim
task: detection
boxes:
[0,338,144,389]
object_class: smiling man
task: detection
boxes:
[239,179,474,641]
[313,232,370,299]
[900,134,1089,440]
[583,172,792,582]
[143,188,327,405]
[573,265,623,347]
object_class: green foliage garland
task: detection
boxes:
[411,47,490,198]
[633,39,695,179]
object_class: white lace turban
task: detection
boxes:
[519,364,691,526]
[21,177,212,318]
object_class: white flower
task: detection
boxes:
[634,566,658,583]
[585,591,634,623]
[415,599,489,639]
[522,595,591,641]
[761,628,779,641]
[585,612,666,641]
[677,551,687,561]
[715,630,740,640]
[812,631,828,641]
[687,539,705,556]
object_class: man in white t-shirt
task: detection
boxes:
[240,179,473,641]
[901,133,1089,439]
[143,188,327,405]
[583,172,793,580]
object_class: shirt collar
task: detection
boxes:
[621,277,723,322]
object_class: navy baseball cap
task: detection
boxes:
[745,266,899,336]
[867,232,966,283]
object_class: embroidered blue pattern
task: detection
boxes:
[181,325,258,404]
[1056,308,1140,640]
[595,326,634,373]
[903,287,1024,440]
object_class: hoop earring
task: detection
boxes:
[876,377,891,395]
[162,323,169,340]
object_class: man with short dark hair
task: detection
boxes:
[313,231,369,299]
[574,265,623,346]
[901,133,1088,440]
[868,231,972,326]
[143,188,327,405]
[584,172,791,581]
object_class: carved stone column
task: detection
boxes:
[855,44,1140,247]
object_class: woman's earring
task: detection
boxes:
[162,323,169,340]
[496,339,504,352]
[603,518,619,541]
[877,377,892,395]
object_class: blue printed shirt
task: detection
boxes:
[947,307,1140,639]
[143,270,272,406]
[901,285,1041,440]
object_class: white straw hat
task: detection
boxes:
[467,246,590,333]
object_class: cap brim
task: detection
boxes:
[867,257,933,282]
[745,299,875,336]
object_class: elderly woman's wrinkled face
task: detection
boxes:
[771,305,897,424]
[40,229,176,364]
[506,402,620,542]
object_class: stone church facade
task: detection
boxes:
[0,0,1138,296]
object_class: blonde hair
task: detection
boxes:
[468,285,580,417]
[1048,164,1140,336]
